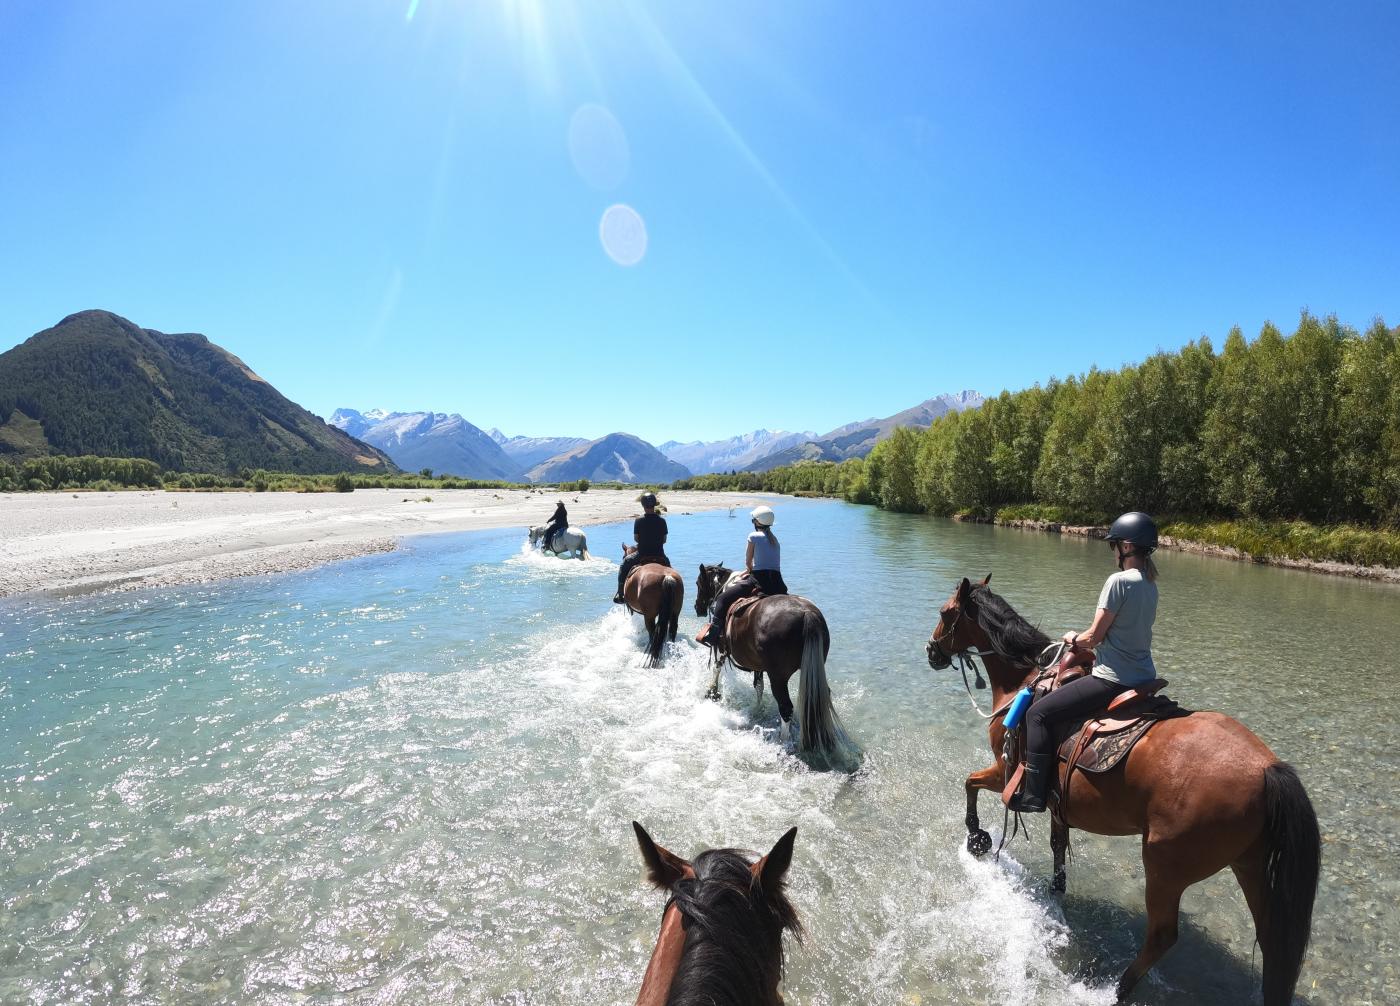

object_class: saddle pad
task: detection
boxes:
[1058,717,1156,774]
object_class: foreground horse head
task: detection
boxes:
[925,575,1319,1005]
[632,822,800,1006]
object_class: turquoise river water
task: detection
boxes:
[2,500,1397,1004]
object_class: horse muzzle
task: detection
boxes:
[926,637,952,670]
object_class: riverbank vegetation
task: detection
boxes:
[678,313,1400,569]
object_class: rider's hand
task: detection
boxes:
[1062,631,1078,648]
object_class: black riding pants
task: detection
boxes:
[711,570,786,628]
[543,520,566,548]
[618,552,670,592]
[1024,674,1128,758]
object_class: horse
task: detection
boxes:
[527,524,590,560]
[631,821,800,1006]
[695,564,851,765]
[926,575,1320,1004]
[621,544,684,667]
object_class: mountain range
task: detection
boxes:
[0,311,393,474]
[745,390,985,470]
[0,309,984,483]
[330,408,519,481]
[658,429,818,474]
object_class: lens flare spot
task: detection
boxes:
[568,104,630,191]
[599,204,647,267]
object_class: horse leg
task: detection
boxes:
[770,674,795,746]
[964,764,1001,857]
[753,671,765,712]
[1115,852,1187,1002]
[705,659,723,702]
[1050,817,1069,893]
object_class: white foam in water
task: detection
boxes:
[503,540,615,580]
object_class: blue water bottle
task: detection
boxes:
[1003,686,1034,730]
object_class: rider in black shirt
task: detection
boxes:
[542,500,568,551]
[614,492,669,603]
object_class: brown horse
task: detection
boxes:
[695,564,854,768]
[622,544,684,667]
[926,576,1319,1004]
[632,821,800,1006]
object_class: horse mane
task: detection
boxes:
[665,848,800,1006]
[969,584,1051,667]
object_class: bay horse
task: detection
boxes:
[926,576,1319,1004]
[632,821,800,1006]
[527,524,590,559]
[695,564,853,767]
[622,544,684,667]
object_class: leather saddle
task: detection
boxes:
[1001,647,1189,819]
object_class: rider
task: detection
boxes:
[614,492,669,603]
[701,505,788,647]
[1013,511,1160,814]
[542,499,568,551]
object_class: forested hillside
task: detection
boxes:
[0,311,395,474]
[680,314,1400,529]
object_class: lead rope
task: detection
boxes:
[956,650,1001,718]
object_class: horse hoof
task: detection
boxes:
[967,830,993,858]
[705,687,721,702]
[1051,871,1066,894]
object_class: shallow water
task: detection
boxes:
[2,501,1396,1004]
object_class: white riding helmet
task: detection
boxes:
[750,505,775,526]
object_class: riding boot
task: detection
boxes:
[1010,752,1055,814]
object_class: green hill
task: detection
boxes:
[0,310,395,474]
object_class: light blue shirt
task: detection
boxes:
[1092,569,1158,687]
[748,530,780,571]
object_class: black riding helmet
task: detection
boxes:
[639,491,658,508]
[1106,511,1158,552]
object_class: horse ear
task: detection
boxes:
[633,821,690,890]
[957,577,972,601]
[751,826,797,895]
[982,573,992,586]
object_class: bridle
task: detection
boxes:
[927,598,1003,718]
[930,593,1071,719]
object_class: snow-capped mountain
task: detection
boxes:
[329,409,520,480]
[659,429,819,475]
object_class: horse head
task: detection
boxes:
[632,822,800,1006]
[926,574,992,670]
[694,563,731,617]
[527,525,542,545]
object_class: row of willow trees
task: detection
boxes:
[678,313,1400,526]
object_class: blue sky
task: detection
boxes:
[2,2,1397,443]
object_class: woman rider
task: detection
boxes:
[702,505,788,647]
[1013,511,1160,813]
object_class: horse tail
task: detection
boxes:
[578,533,589,560]
[797,610,838,757]
[647,575,678,667]
[1260,761,1320,1006]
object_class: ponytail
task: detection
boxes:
[1144,554,1159,582]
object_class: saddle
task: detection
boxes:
[1001,648,1189,822]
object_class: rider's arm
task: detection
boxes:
[745,539,755,572]
[1063,607,1116,649]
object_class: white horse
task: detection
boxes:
[527,524,590,560]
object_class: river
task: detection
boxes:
[2,499,1395,1004]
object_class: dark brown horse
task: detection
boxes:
[622,544,684,667]
[926,576,1319,1004]
[695,564,853,767]
[632,821,800,1006]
